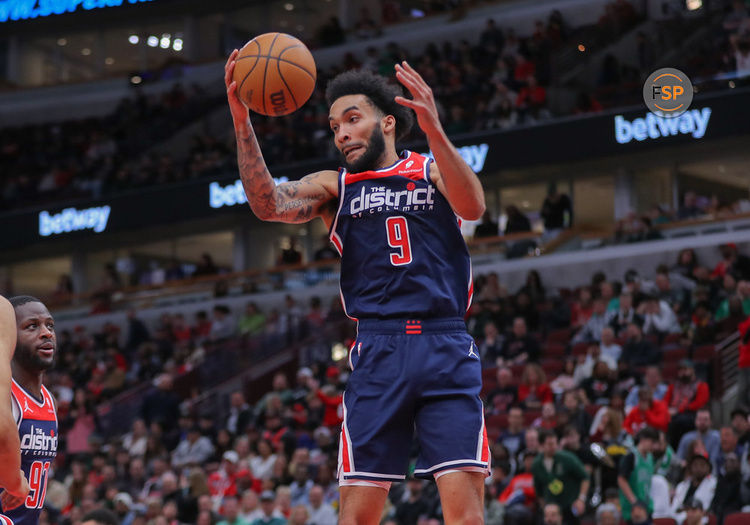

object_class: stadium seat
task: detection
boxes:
[663,333,682,345]
[572,342,590,356]
[653,519,677,525]
[546,328,572,344]
[662,347,688,362]
[542,359,564,377]
[482,368,498,384]
[543,342,566,358]
[723,512,750,525]
[487,413,508,430]
[661,362,679,380]
[707,514,717,525]
[524,411,542,426]
[693,344,716,361]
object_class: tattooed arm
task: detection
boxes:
[225,50,338,225]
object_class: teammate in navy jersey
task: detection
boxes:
[4,297,57,525]
[0,298,31,523]
[225,55,486,524]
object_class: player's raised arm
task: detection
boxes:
[394,61,485,221]
[224,50,338,224]
[0,298,28,505]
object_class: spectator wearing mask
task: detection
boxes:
[666,361,711,447]
[715,426,744,475]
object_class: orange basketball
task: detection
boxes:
[233,32,317,117]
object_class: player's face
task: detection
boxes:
[15,301,56,372]
[329,94,387,173]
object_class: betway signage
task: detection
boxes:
[209,177,289,209]
[38,205,111,237]
[0,0,156,23]
[614,107,712,144]
[420,143,489,173]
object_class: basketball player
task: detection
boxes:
[225,54,487,524]
[0,297,31,522]
[3,297,58,524]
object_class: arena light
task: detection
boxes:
[160,34,171,49]
[57,38,67,46]
[131,75,142,85]
[81,48,91,56]
[284,2,294,11]
[128,35,139,45]
[686,0,702,10]
[578,44,585,52]
[172,38,183,51]
[105,57,115,65]
[331,343,347,362]
[147,36,158,47]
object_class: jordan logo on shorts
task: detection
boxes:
[468,344,479,359]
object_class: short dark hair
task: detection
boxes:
[325,69,414,141]
[539,429,557,443]
[81,508,119,525]
[731,408,749,419]
[8,296,42,309]
[635,427,659,444]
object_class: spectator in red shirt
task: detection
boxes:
[664,360,710,447]
[515,75,547,115]
[624,387,670,434]
[311,379,343,428]
[208,451,258,501]
[518,363,553,411]
[737,314,750,410]
[499,450,537,524]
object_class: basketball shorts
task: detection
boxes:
[0,515,13,524]
[337,317,490,484]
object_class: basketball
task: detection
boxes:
[233,32,317,117]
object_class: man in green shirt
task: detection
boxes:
[532,429,590,524]
[251,491,287,525]
[618,427,657,522]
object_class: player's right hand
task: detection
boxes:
[224,49,250,128]
[1,470,29,510]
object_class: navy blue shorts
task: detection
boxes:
[338,318,490,483]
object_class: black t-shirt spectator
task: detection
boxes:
[501,334,540,362]
[486,385,519,414]
[622,338,660,367]
[541,193,572,230]
[580,376,614,405]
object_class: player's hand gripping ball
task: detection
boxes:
[232,32,317,116]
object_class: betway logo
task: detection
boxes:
[420,143,489,173]
[20,425,57,454]
[209,178,289,209]
[350,185,436,215]
[39,205,111,237]
[615,107,711,144]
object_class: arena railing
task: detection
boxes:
[95,315,345,437]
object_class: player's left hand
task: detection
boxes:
[394,61,443,137]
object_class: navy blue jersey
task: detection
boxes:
[5,380,57,525]
[329,150,473,319]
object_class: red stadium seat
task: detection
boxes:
[524,411,541,426]
[707,514,717,525]
[542,359,563,377]
[546,328,572,344]
[487,413,508,430]
[723,512,750,525]
[693,344,716,361]
[543,342,566,358]
[662,347,688,362]
[482,367,498,384]
[653,519,677,525]
[585,404,602,417]
[663,332,682,345]
[572,342,590,356]
[661,362,679,380]
[487,427,500,443]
